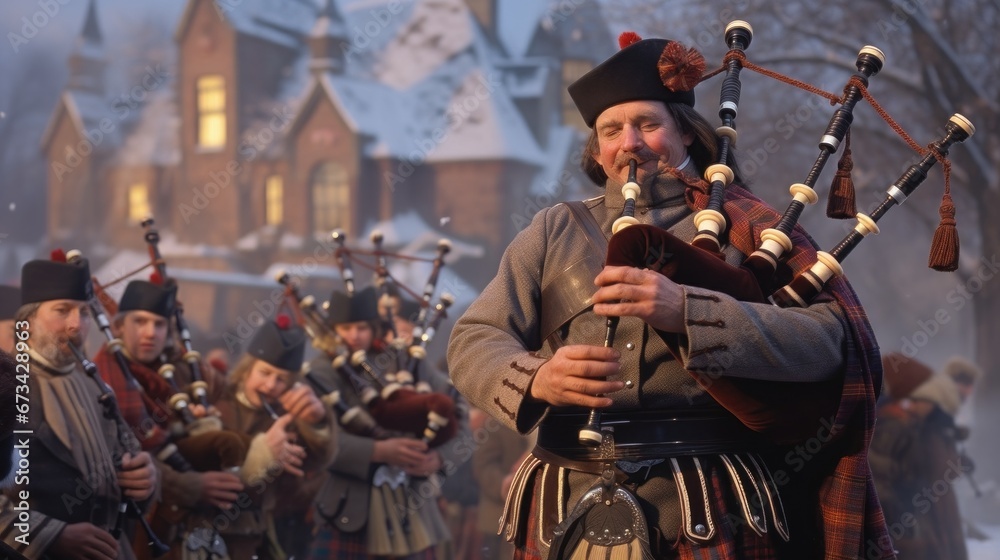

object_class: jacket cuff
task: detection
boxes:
[241,433,276,485]
[678,285,734,375]
[510,353,551,434]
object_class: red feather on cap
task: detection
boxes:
[275,314,291,330]
[50,249,67,263]
[618,31,642,49]
[149,271,164,286]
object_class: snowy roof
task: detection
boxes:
[115,89,181,167]
[528,124,584,197]
[360,210,485,262]
[496,59,551,99]
[177,0,319,49]
[373,0,475,90]
[497,0,549,58]
[40,90,122,152]
[235,225,306,251]
[424,67,546,164]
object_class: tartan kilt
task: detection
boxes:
[309,525,437,560]
[511,460,780,560]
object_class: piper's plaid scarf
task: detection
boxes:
[686,181,894,560]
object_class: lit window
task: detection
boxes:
[197,75,226,148]
[562,59,592,131]
[265,175,283,226]
[128,183,150,223]
[311,162,350,233]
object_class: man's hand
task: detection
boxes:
[118,451,156,501]
[528,345,623,408]
[279,382,326,424]
[264,414,307,477]
[403,449,442,478]
[372,438,429,468]
[49,522,118,560]
[198,471,244,510]
[593,265,685,332]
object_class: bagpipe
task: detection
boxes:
[276,229,459,447]
[66,341,171,558]
[65,246,248,468]
[580,21,975,446]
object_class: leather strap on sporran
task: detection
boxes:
[547,427,653,560]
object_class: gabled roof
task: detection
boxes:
[284,0,547,166]
[176,0,319,49]
[496,0,549,58]
[40,90,122,152]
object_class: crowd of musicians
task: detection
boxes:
[0,16,986,560]
[0,250,528,560]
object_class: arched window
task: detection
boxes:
[265,175,283,226]
[197,75,226,148]
[311,162,350,233]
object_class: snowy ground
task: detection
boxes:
[967,523,1000,560]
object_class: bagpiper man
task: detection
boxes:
[448,33,892,559]
[0,254,158,560]
[92,278,242,558]
[309,286,466,560]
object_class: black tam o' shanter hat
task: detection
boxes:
[119,279,177,319]
[0,285,21,320]
[20,251,93,305]
[568,32,705,128]
[396,296,422,324]
[247,315,306,372]
[325,286,380,326]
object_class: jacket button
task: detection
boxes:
[341,516,350,524]
[694,524,707,536]
[625,342,635,350]
[624,380,634,389]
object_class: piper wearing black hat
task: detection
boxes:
[118,279,177,318]
[87,273,239,559]
[449,28,891,560]
[1,254,157,559]
[192,314,333,559]
[325,285,381,327]
[308,281,464,559]
[247,315,306,372]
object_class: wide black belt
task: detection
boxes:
[536,407,767,462]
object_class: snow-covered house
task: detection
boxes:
[42,0,614,346]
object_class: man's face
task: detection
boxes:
[119,310,169,363]
[32,299,91,367]
[593,100,692,187]
[334,321,374,353]
[243,359,291,407]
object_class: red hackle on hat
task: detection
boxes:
[50,249,67,263]
[658,41,706,93]
[149,271,164,286]
[275,313,291,330]
[618,31,642,49]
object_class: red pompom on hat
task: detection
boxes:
[149,271,164,286]
[275,313,291,330]
[618,31,642,49]
[50,249,67,263]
